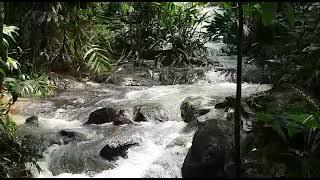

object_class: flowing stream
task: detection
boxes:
[16,68,270,178]
[15,6,271,178]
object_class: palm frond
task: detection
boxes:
[3,25,19,42]
[83,45,112,75]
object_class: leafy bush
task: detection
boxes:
[101,2,209,67]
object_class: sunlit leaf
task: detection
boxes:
[6,57,20,71]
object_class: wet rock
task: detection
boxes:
[242,64,266,84]
[180,96,214,123]
[113,110,133,125]
[159,68,207,85]
[105,75,125,85]
[25,116,39,126]
[99,142,139,161]
[84,107,117,125]
[49,141,116,176]
[196,108,226,124]
[95,65,211,86]
[58,130,85,145]
[59,130,76,138]
[95,66,160,86]
[182,118,235,178]
[181,119,199,133]
[214,96,255,133]
[20,133,62,153]
[133,103,169,122]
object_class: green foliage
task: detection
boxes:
[251,107,320,177]
[1,114,16,137]
[0,115,43,178]
[206,2,294,54]
[83,45,112,76]
[102,2,209,67]
[18,74,55,97]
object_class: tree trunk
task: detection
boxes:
[234,2,243,178]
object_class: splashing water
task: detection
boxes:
[17,66,270,178]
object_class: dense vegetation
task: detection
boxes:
[1,2,320,178]
[206,2,320,177]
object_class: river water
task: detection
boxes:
[16,68,270,178]
[15,5,271,178]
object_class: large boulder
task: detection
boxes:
[133,103,169,122]
[84,107,118,125]
[18,129,88,154]
[99,142,139,161]
[182,118,235,178]
[180,96,223,123]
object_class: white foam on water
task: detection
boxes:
[39,117,83,130]
[94,122,186,178]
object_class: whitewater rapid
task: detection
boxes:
[15,67,271,178]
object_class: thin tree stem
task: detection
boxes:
[235,1,243,178]
[0,2,5,93]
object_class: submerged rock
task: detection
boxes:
[133,103,169,122]
[182,118,235,178]
[99,142,139,161]
[25,116,39,126]
[84,107,118,125]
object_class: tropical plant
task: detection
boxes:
[102,2,210,67]
[83,45,112,76]
[248,110,320,177]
